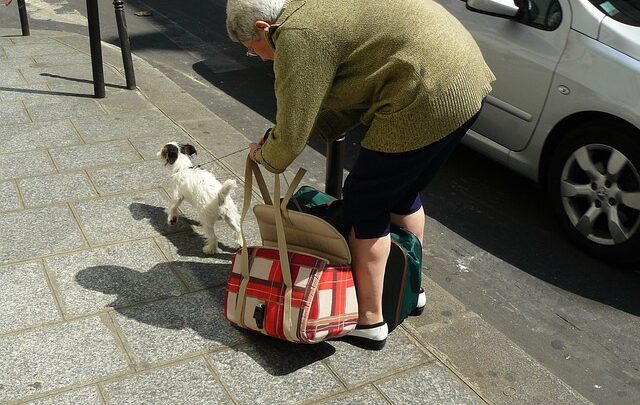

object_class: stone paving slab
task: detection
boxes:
[19,64,123,85]
[24,387,103,405]
[129,133,201,160]
[0,100,30,125]
[0,316,129,403]
[321,385,388,405]
[415,314,591,405]
[152,92,215,123]
[3,42,84,58]
[72,111,184,143]
[45,240,184,317]
[154,231,240,291]
[18,172,97,207]
[0,82,50,101]
[50,139,141,171]
[0,67,27,85]
[8,36,60,45]
[0,180,21,212]
[53,34,128,70]
[31,52,92,65]
[0,261,59,335]
[181,117,253,159]
[0,206,86,264]
[209,337,343,405]
[72,190,190,245]
[88,160,168,195]
[404,275,470,330]
[0,149,57,181]
[0,120,82,153]
[0,55,34,68]
[375,363,482,404]
[23,96,106,122]
[102,359,230,404]
[114,288,245,366]
[97,90,160,115]
[325,330,431,388]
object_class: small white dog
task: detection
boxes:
[158,142,242,254]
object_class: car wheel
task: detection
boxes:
[547,121,640,264]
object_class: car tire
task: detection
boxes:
[547,121,640,264]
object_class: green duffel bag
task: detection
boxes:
[288,185,424,332]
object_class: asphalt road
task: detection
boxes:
[2,1,639,404]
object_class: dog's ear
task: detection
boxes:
[181,144,197,156]
[161,144,179,165]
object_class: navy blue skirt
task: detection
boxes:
[343,111,479,239]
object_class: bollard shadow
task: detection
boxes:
[0,86,95,98]
[39,73,129,90]
[128,202,238,257]
[76,261,335,375]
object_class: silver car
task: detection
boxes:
[436,0,640,263]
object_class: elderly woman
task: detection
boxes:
[227,0,494,349]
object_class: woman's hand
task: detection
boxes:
[4,0,14,6]
[258,128,271,146]
[248,142,262,164]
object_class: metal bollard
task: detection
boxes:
[17,0,29,36]
[86,0,105,98]
[113,0,136,89]
[325,136,346,199]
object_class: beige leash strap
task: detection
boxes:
[236,156,306,340]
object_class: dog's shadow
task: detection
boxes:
[129,202,238,258]
[75,262,335,375]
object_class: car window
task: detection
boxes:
[516,0,563,30]
[589,0,640,26]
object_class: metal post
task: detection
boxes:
[113,0,136,89]
[86,0,105,98]
[325,136,346,199]
[16,0,29,36]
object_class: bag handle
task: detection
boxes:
[236,156,305,341]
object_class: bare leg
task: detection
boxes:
[390,207,425,244]
[349,231,391,325]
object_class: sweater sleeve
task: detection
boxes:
[259,28,339,174]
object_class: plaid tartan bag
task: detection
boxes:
[224,158,358,343]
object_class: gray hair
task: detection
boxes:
[226,0,285,42]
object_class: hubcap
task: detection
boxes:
[560,144,640,246]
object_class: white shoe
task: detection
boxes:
[411,288,426,316]
[345,321,388,350]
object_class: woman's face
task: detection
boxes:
[242,21,274,61]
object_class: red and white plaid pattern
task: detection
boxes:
[225,247,358,343]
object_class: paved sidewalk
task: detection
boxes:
[0,29,591,405]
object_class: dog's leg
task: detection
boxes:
[168,195,183,225]
[224,212,243,247]
[202,224,218,254]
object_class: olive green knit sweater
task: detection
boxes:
[259,0,495,174]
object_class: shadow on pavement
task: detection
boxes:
[128,202,238,256]
[40,73,129,90]
[73,199,336,375]
[76,262,336,377]
[0,86,95,98]
[422,145,640,316]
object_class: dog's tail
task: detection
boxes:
[218,179,237,205]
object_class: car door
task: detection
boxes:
[436,0,572,152]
